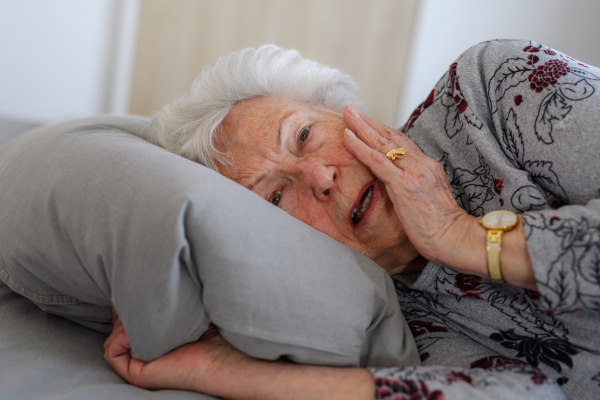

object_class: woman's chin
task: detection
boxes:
[353,192,412,268]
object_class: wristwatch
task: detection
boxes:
[479,210,518,282]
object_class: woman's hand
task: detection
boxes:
[342,105,536,290]
[343,105,478,272]
[104,308,375,399]
[104,308,255,394]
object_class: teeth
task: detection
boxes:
[361,197,371,213]
[352,187,374,225]
[360,187,373,213]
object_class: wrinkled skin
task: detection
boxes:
[216,96,422,274]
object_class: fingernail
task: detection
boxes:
[347,104,360,118]
[344,128,356,138]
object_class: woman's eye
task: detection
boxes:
[271,191,281,206]
[298,127,310,144]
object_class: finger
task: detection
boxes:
[344,129,405,186]
[346,106,398,144]
[359,112,423,155]
[103,318,125,351]
[104,327,150,387]
[105,329,131,361]
[343,105,395,153]
[104,328,133,379]
[344,104,422,155]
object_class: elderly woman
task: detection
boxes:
[105,40,600,400]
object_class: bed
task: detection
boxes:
[0,107,568,399]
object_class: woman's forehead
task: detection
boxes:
[215,96,341,186]
[235,95,313,123]
[220,98,284,150]
[216,97,289,184]
[220,96,339,143]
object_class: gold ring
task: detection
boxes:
[385,147,406,161]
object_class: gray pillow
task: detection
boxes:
[0,116,419,368]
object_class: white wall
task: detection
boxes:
[397,0,600,127]
[0,0,139,123]
[3,0,598,125]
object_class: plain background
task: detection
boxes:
[1,0,599,128]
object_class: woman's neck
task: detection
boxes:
[374,243,426,275]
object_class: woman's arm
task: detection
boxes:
[105,310,566,400]
[345,39,600,301]
[104,310,374,400]
[343,106,537,290]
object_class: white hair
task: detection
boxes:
[149,44,363,171]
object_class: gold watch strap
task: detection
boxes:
[487,230,504,282]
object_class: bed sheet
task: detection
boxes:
[0,280,216,400]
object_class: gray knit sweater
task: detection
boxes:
[368,39,600,400]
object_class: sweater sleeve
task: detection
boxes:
[468,40,600,314]
[368,365,566,400]
[409,39,600,315]
[389,40,600,398]
[523,199,600,314]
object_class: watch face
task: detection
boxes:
[482,210,518,229]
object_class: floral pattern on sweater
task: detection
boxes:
[369,39,600,400]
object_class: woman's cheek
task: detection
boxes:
[328,135,362,166]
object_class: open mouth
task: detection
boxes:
[351,185,374,225]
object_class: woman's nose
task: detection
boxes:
[300,163,338,201]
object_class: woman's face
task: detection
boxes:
[216,96,418,273]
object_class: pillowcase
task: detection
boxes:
[0,116,419,367]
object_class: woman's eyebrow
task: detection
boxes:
[247,173,267,192]
[278,111,297,149]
